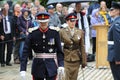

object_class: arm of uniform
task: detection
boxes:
[55,31,65,79]
[79,30,87,68]
[20,34,32,78]
[113,22,120,61]
[55,31,64,66]
[55,31,64,67]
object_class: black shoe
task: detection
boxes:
[6,63,12,66]
[1,64,5,67]
[14,60,20,64]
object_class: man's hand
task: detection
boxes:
[20,71,26,80]
[81,64,87,68]
[13,37,16,41]
[115,61,120,65]
[0,35,5,40]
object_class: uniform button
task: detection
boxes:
[71,41,73,44]
[43,58,45,61]
[43,40,45,42]
[43,46,45,48]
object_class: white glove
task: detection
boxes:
[57,67,65,80]
[58,67,64,75]
[61,42,64,46]
[20,71,26,80]
[55,27,60,31]
[49,26,55,30]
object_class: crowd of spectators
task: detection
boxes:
[0,0,113,67]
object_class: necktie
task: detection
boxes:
[71,29,74,36]
[4,17,8,31]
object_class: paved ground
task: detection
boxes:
[0,44,114,80]
[0,60,114,80]
[0,61,32,80]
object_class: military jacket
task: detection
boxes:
[108,16,120,62]
[59,27,86,65]
[20,28,64,78]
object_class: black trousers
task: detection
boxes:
[0,40,3,63]
[32,66,56,80]
[0,34,13,64]
[92,37,96,54]
[33,75,56,80]
[13,39,20,61]
[110,62,120,80]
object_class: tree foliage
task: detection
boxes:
[40,0,48,7]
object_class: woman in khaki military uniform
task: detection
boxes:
[59,13,87,80]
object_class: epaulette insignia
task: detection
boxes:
[115,23,120,26]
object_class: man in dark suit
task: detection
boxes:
[107,2,120,80]
[0,3,13,67]
[20,12,64,80]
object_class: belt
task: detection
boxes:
[64,46,79,50]
[34,53,58,67]
[108,41,114,45]
[34,53,56,58]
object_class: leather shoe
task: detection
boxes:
[14,60,20,64]
[6,63,12,66]
[1,64,5,67]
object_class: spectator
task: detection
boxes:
[0,3,13,67]
[88,2,100,16]
[90,9,104,54]
[11,4,21,64]
[47,5,61,28]
[17,8,33,59]
[99,1,112,26]
[74,3,90,54]
[61,6,68,25]
[30,6,39,27]
[38,6,46,12]
[55,3,63,23]
[34,0,41,12]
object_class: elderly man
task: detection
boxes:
[107,2,120,80]
[0,3,13,67]
[47,5,61,28]
[20,12,64,80]
[55,3,63,23]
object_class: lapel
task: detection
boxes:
[72,27,78,37]
[65,27,73,38]
[65,27,79,38]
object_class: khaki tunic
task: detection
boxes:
[59,27,87,80]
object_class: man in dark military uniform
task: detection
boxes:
[20,12,64,80]
[59,13,87,80]
[107,2,120,80]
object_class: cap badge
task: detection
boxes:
[42,15,44,19]
[71,16,74,18]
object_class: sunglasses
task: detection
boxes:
[110,8,115,11]
[69,19,76,22]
